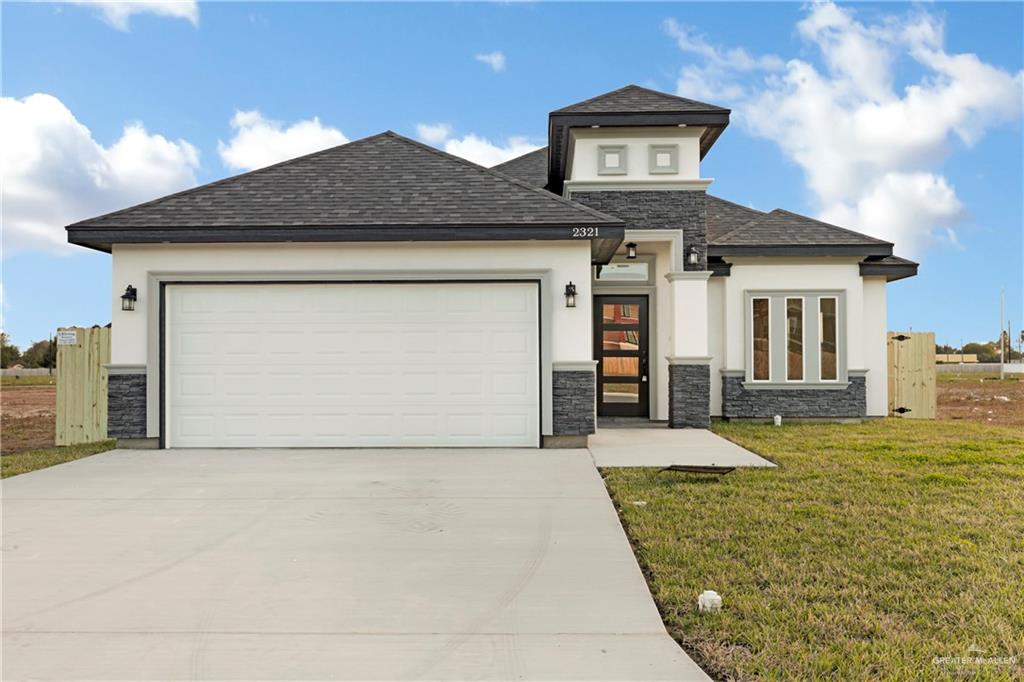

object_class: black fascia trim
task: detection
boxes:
[158,279,545,449]
[546,111,731,194]
[68,224,626,251]
[708,243,894,258]
[859,261,919,282]
[707,258,732,277]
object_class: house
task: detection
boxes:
[67,85,917,449]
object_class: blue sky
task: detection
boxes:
[2,1,1022,350]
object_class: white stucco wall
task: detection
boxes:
[716,258,886,413]
[707,277,726,416]
[110,241,594,437]
[567,127,705,182]
[862,276,888,416]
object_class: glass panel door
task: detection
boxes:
[594,296,649,417]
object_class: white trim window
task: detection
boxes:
[751,297,771,381]
[746,291,845,385]
[819,296,839,381]
[786,297,804,381]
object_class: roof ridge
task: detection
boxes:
[553,83,729,114]
[712,215,765,243]
[769,208,893,245]
[491,146,548,170]
[67,133,392,228]
[381,132,623,224]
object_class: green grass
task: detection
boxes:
[1,374,56,386]
[603,419,1024,681]
[1,440,116,478]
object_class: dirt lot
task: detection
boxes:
[936,374,1024,427]
[1,385,57,454]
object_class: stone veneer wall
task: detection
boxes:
[668,363,711,428]
[552,370,596,435]
[569,190,707,271]
[722,373,867,419]
[108,373,147,439]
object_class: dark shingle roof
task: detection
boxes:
[553,84,729,115]
[70,132,621,229]
[494,153,892,251]
[712,206,892,248]
[492,147,548,188]
[706,195,766,242]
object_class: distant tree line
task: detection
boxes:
[1,333,57,369]
[937,338,1022,363]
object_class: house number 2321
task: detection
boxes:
[571,227,599,238]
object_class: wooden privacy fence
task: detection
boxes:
[887,331,936,419]
[56,326,111,445]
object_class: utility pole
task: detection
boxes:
[999,288,1005,380]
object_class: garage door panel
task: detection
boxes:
[166,283,539,447]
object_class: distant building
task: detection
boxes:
[936,354,978,364]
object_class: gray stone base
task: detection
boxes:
[108,373,147,439]
[669,364,711,428]
[552,370,596,436]
[722,374,867,419]
[116,437,159,449]
[542,435,589,449]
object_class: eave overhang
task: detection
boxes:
[66,223,626,265]
[546,110,730,195]
[708,243,894,258]
[859,256,919,282]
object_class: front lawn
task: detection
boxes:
[603,419,1024,680]
[1,440,116,478]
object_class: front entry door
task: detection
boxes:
[594,295,649,417]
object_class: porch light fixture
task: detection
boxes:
[120,285,138,312]
[687,246,700,266]
[625,242,638,260]
[564,282,577,308]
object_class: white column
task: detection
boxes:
[665,271,712,360]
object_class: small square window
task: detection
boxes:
[648,144,679,174]
[598,145,628,175]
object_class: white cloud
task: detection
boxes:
[474,51,507,73]
[663,18,783,101]
[67,1,199,31]
[415,122,453,145]
[666,2,1023,255]
[443,134,539,167]
[414,123,540,167]
[0,93,199,255]
[217,111,348,172]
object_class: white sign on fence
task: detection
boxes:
[56,330,78,345]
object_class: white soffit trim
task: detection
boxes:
[565,179,714,193]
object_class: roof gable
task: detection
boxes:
[553,84,729,114]
[69,132,620,230]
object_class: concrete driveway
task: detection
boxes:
[2,448,708,681]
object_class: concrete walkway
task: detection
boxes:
[2,448,709,681]
[589,428,776,468]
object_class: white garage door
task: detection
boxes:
[165,282,539,448]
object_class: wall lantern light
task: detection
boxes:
[564,282,577,308]
[121,285,138,312]
[687,246,700,266]
[625,242,638,260]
